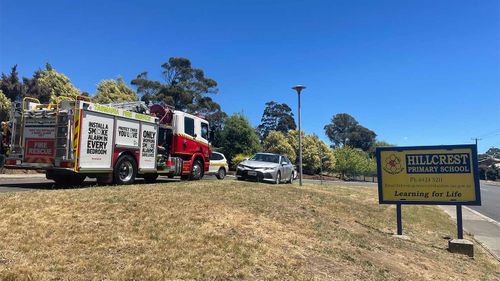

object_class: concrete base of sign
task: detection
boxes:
[448,239,474,257]
[392,234,410,240]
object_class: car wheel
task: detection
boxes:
[288,173,293,184]
[274,171,281,184]
[216,167,226,180]
[113,154,137,185]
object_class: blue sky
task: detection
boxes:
[1,0,499,153]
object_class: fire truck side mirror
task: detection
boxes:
[209,131,215,143]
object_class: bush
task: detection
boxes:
[219,114,260,165]
[262,131,296,162]
[486,165,499,181]
[333,146,371,180]
[287,130,335,175]
[231,154,251,170]
[479,166,487,180]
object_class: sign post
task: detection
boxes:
[396,203,402,235]
[456,205,463,239]
[376,144,480,256]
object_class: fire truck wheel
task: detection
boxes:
[216,167,226,180]
[189,159,203,180]
[114,155,137,185]
[143,173,158,183]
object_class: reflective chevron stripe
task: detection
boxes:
[73,109,82,171]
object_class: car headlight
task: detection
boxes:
[237,164,244,169]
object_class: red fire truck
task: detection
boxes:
[5,97,212,185]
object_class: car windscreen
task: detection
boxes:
[250,154,279,163]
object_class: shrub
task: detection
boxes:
[231,153,251,170]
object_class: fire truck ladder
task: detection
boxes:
[104,101,150,114]
[9,102,24,158]
[55,111,70,161]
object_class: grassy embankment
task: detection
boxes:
[0,180,499,280]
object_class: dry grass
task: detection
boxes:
[0,180,498,281]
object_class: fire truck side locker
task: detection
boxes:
[75,101,159,184]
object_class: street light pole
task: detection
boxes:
[318,142,323,185]
[292,85,306,186]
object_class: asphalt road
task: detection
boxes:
[470,183,500,223]
[0,175,498,224]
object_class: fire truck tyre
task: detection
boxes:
[216,167,226,180]
[143,173,158,183]
[114,155,137,185]
[189,160,203,180]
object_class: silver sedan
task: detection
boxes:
[236,153,294,184]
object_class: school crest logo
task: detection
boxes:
[383,154,404,174]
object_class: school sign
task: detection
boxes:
[376,144,481,205]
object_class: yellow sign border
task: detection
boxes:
[376,144,481,205]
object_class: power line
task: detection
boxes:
[482,131,500,139]
[478,127,500,139]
